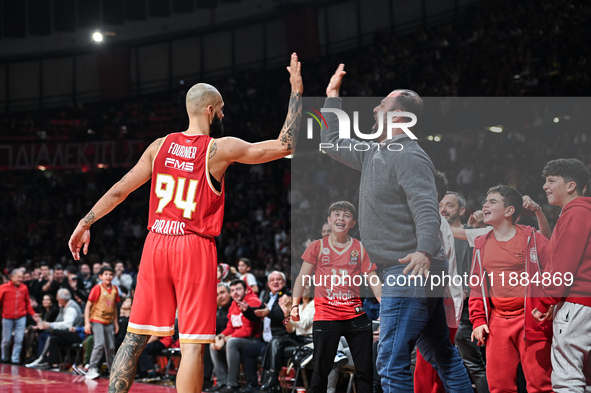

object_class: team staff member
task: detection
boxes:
[68,53,303,393]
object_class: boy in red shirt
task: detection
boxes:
[470,185,552,392]
[84,266,120,380]
[291,201,382,393]
[532,158,591,392]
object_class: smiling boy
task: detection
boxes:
[291,201,382,393]
[469,186,553,392]
[532,158,591,392]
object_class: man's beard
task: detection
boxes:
[210,113,224,138]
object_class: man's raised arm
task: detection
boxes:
[208,53,303,178]
[320,64,364,171]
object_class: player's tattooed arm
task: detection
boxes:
[108,332,149,393]
[81,211,96,228]
[279,91,302,152]
[209,140,218,159]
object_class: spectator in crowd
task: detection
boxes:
[30,263,51,305]
[84,266,120,380]
[27,288,84,368]
[292,201,382,393]
[112,261,133,297]
[1,268,39,364]
[470,186,553,392]
[236,258,259,295]
[239,271,293,392]
[66,270,88,306]
[25,293,59,361]
[207,280,261,393]
[204,283,233,389]
[439,191,489,393]
[42,264,69,299]
[78,263,94,291]
[533,158,591,392]
[115,298,132,350]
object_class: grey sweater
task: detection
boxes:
[321,97,442,271]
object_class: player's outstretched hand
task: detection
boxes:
[68,223,91,261]
[287,53,303,95]
[326,64,346,98]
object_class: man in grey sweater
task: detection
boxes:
[320,65,471,392]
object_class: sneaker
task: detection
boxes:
[85,368,100,380]
[25,357,43,368]
[334,350,348,368]
[72,364,87,375]
[34,362,50,370]
[237,385,258,393]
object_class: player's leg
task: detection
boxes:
[177,342,205,393]
[174,234,218,393]
[110,233,176,393]
[108,332,150,393]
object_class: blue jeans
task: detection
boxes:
[377,268,472,393]
[1,317,27,363]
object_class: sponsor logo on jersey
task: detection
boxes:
[321,255,330,265]
[322,247,330,255]
[350,249,359,262]
[165,157,194,172]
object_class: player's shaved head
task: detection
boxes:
[186,83,221,116]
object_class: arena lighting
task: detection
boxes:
[92,31,116,43]
[434,135,442,142]
[554,117,560,123]
[489,126,503,133]
[37,165,47,171]
[427,135,434,141]
[92,32,103,42]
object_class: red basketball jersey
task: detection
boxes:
[148,133,225,236]
[301,236,376,321]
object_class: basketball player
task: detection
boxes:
[68,53,303,393]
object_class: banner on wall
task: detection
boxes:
[0,140,146,171]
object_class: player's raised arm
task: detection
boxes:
[208,53,302,177]
[68,138,161,260]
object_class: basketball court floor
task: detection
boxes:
[0,364,175,393]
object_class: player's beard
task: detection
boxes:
[210,113,224,138]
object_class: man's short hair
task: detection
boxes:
[435,171,449,202]
[57,288,71,301]
[327,201,357,221]
[446,191,466,209]
[269,271,286,282]
[10,268,21,276]
[217,282,230,291]
[99,266,114,276]
[238,258,252,268]
[543,158,590,196]
[390,89,423,119]
[229,279,246,290]
[487,185,523,223]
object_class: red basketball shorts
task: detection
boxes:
[128,232,217,344]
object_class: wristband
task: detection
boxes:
[419,251,432,262]
[291,305,299,310]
